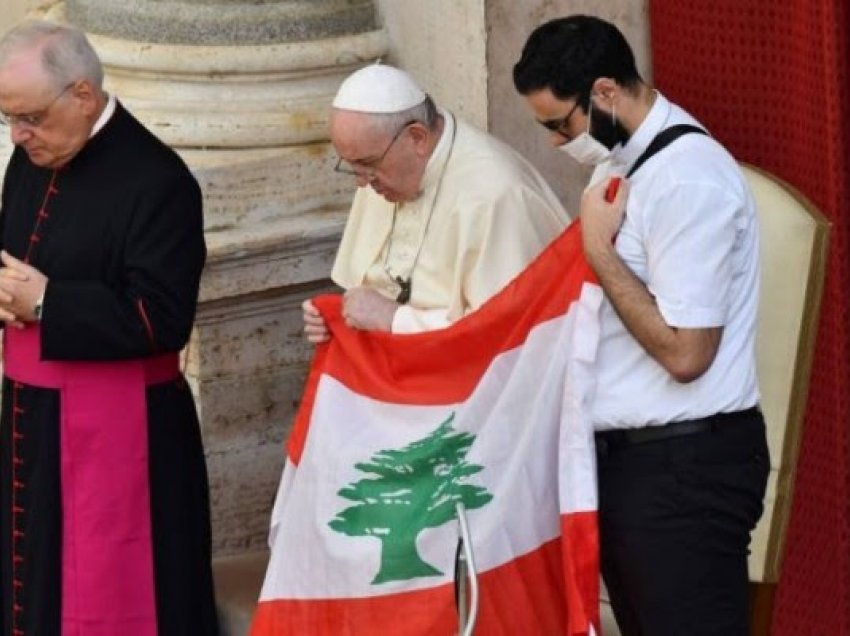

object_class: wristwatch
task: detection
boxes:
[33,295,44,322]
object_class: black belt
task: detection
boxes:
[595,407,761,450]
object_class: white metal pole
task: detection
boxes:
[455,502,479,636]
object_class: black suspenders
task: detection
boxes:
[626,124,708,178]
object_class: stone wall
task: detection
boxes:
[487,0,652,216]
[375,0,652,217]
[374,0,489,130]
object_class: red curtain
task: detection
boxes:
[650,2,850,634]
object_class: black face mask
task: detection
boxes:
[588,101,630,150]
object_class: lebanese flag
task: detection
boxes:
[251,221,602,635]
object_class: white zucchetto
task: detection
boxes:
[332,63,427,113]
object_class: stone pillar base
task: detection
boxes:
[190,180,349,553]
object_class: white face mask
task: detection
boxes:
[557,99,611,166]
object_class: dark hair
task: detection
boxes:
[513,15,642,102]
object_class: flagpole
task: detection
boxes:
[456,543,468,633]
[455,502,479,636]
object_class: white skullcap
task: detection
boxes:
[332,63,427,113]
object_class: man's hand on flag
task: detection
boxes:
[303,298,331,344]
[342,287,398,332]
[580,176,630,265]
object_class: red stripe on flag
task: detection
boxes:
[251,534,595,635]
[313,221,593,405]
[287,221,594,465]
[562,511,601,635]
[252,582,456,636]
[288,341,330,465]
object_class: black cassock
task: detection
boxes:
[0,103,218,635]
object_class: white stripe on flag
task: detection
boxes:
[259,285,600,602]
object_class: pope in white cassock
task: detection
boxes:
[253,63,601,636]
[303,64,570,338]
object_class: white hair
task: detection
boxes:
[0,21,103,91]
[365,95,440,137]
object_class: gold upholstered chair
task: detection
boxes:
[743,164,830,634]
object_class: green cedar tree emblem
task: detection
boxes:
[328,412,493,584]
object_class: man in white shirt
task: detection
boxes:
[514,15,769,636]
[303,64,568,339]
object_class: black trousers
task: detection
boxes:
[596,409,769,636]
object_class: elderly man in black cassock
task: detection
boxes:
[0,20,218,635]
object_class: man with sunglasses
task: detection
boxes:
[513,15,768,636]
[303,63,568,340]
[0,21,218,634]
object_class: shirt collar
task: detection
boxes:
[610,90,671,172]
[89,93,116,139]
[418,107,455,194]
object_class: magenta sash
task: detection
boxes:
[3,325,179,636]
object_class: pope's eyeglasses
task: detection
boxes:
[334,120,416,179]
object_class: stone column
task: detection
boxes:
[67,0,378,46]
[18,0,388,557]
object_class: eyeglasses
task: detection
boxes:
[537,95,585,134]
[334,121,416,178]
[0,82,76,129]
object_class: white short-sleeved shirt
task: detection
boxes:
[590,93,760,430]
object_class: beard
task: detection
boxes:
[589,105,630,150]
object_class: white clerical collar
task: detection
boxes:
[418,108,455,194]
[89,93,116,139]
[610,90,671,172]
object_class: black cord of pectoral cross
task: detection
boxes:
[382,112,457,308]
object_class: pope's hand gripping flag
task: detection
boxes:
[251,222,602,635]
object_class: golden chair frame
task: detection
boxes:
[743,164,830,634]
